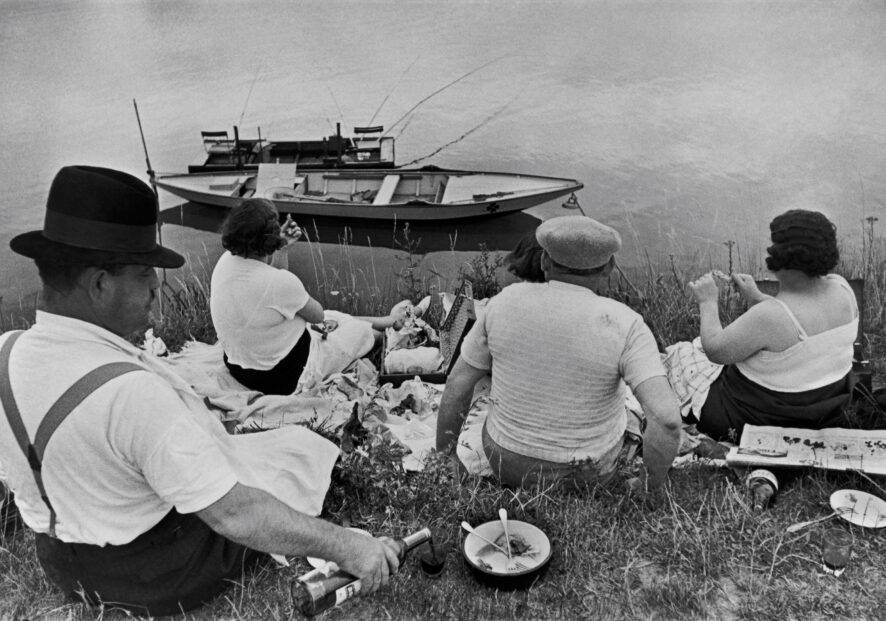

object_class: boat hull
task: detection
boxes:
[154,168,583,222]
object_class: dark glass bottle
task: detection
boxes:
[292,527,432,617]
[746,469,779,511]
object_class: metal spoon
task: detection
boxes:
[460,521,510,556]
[498,508,512,560]
[785,507,850,534]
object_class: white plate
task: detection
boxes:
[306,527,372,569]
[830,489,886,528]
[462,519,551,575]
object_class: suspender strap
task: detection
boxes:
[1,332,28,458]
[0,332,143,538]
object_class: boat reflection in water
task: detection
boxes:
[160,202,543,253]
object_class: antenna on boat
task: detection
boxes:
[132,98,169,300]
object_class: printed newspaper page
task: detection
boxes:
[725,425,886,475]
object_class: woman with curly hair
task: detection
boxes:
[210,198,405,395]
[685,209,857,441]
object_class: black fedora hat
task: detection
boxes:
[10,165,184,268]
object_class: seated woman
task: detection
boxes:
[685,209,857,442]
[209,198,404,395]
[503,231,546,283]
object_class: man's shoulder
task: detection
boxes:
[494,281,545,300]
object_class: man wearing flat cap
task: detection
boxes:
[437,215,681,492]
[0,166,401,614]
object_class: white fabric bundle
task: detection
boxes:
[384,346,443,374]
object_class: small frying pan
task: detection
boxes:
[462,519,552,590]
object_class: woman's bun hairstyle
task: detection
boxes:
[765,209,838,277]
[220,198,286,257]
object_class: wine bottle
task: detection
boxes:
[746,469,779,511]
[292,527,432,617]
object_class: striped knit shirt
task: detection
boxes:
[460,280,665,463]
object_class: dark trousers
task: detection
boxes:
[35,509,262,616]
[224,329,311,395]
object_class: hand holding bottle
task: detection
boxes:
[292,527,432,616]
[336,532,401,594]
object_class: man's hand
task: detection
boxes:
[335,532,401,594]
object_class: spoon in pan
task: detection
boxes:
[460,521,510,556]
[498,508,512,560]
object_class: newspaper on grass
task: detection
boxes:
[726,424,886,475]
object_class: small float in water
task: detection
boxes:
[153,163,583,222]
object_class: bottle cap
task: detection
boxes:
[746,468,779,491]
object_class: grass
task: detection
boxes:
[1,223,886,620]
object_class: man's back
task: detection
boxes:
[460,280,664,463]
[0,313,236,545]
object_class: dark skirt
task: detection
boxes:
[698,364,852,442]
[224,328,312,395]
[35,509,262,616]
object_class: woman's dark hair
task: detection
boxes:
[220,198,286,258]
[765,209,839,277]
[505,231,545,282]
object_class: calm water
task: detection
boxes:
[2,0,885,305]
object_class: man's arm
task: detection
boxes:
[632,375,681,489]
[435,356,487,455]
[197,483,400,593]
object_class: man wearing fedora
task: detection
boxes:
[0,166,401,615]
[436,215,681,493]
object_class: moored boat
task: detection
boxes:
[153,164,583,221]
[188,124,395,173]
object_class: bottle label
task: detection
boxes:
[334,579,362,606]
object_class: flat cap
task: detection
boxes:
[536,215,622,269]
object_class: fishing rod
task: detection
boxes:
[238,62,263,128]
[397,102,509,167]
[381,54,508,139]
[325,87,356,157]
[367,54,420,128]
[132,98,168,299]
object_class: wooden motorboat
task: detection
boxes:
[153,164,583,221]
[187,124,395,173]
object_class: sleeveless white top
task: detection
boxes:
[735,275,858,392]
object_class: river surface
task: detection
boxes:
[2,0,885,308]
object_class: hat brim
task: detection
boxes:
[10,230,185,269]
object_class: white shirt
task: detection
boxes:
[736,275,858,392]
[460,281,665,464]
[210,252,311,370]
[0,312,238,545]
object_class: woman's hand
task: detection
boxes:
[688,272,720,305]
[731,273,769,305]
[389,305,410,331]
[280,215,303,246]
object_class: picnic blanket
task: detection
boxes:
[151,332,708,477]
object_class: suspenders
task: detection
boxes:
[0,331,143,538]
